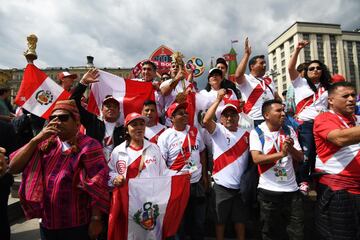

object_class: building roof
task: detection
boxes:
[268,21,341,46]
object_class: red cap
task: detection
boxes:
[166,102,188,117]
[331,74,346,83]
[57,71,77,80]
[124,112,148,126]
[221,104,238,114]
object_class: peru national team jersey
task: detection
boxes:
[157,125,205,183]
[145,123,166,144]
[238,74,275,120]
[196,89,237,124]
[292,76,328,121]
[249,122,300,192]
[314,112,360,194]
[210,123,249,189]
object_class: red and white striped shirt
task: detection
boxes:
[314,112,360,194]
[157,125,205,183]
[249,122,300,192]
[210,123,249,189]
[238,74,275,120]
[145,123,166,144]
[292,76,328,121]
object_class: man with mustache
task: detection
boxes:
[313,81,360,239]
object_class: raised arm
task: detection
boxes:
[70,69,100,128]
[235,37,251,85]
[203,89,226,134]
[288,40,309,81]
[160,65,185,96]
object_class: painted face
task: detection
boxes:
[329,86,356,116]
[141,64,156,82]
[127,119,146,142]
[102,101,120,123]
[220,108,239,132]
[142,104,157,126]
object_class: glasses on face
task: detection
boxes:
[162,76,170,81]
[308,66,322,71]
[49,114,71,122]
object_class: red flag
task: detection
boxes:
[87,70,155,123]
[108,174,190,240]
[14,64,70,119]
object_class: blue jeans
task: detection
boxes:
[297,121,316,183]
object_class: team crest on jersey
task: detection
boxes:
[133,202,160,230]
[116,160,126,175]
[35,90,54,105]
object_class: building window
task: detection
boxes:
[283,82,287,90]
[347,41,355,83]
[303,34,311,61]
[317,34,324,63]
[273,64,277,70]
[282,67,286,74]
[289,37,294,45]
[281,60,285,66]
[330,35,338,74]
[281,51,285,58]
[290,45,294,53]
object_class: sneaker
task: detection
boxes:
[299,182,310,196]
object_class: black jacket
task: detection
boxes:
[71,83,126,148]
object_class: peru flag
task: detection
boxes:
[87,70,155,124]
[108,174,190,240]
[14,64,70,119]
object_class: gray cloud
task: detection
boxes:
[0,0,359,84]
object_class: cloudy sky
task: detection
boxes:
[1,0,359,76]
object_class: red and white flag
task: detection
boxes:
[108,174,190,240]
[87,70,155,124]
[14,64,70,119]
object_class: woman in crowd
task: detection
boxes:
[288,40,332,194]
[108,112,170,187]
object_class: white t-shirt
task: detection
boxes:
[160,79,191,126]
[249,122,300,192]
[196,89,237,123]
[157,125,205,183]
[108,140,173,187]
[145,123,166,144]
[103,121,116,162]
[238,74,275,120]
[210,123,250,189]
[292,76,328,121]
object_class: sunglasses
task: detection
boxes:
[308,66,322,71]
[49,114,71,122]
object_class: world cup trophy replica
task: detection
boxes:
[171,51,187,104]
[24,34,38,63]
